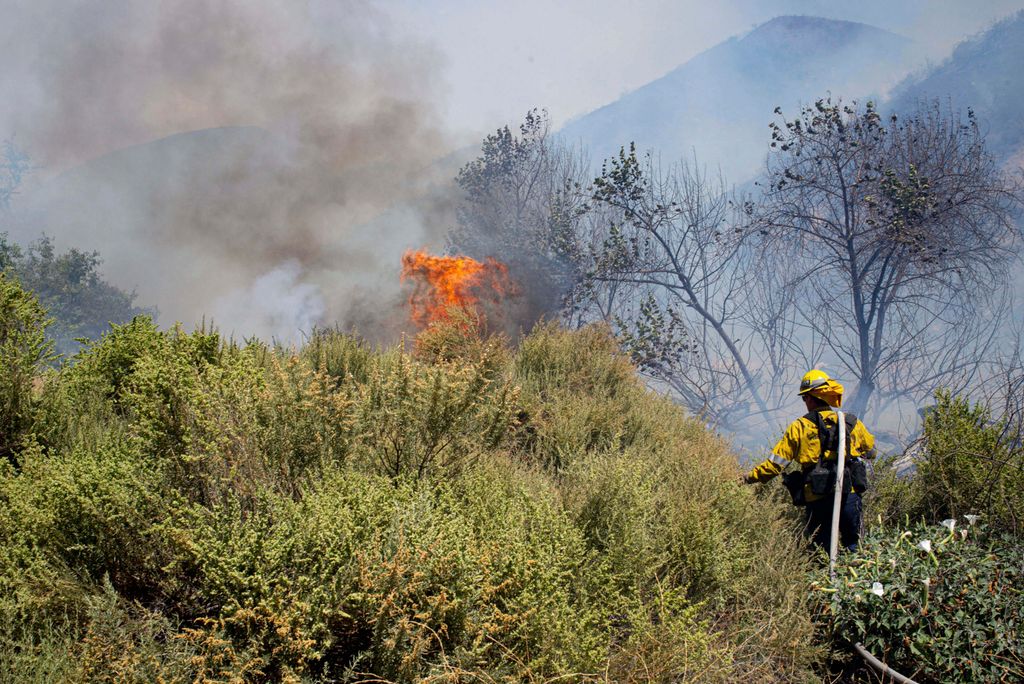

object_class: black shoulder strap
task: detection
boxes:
[804,410,857,462]
[804,411,830,463]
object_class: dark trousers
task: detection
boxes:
[805,491,862,552]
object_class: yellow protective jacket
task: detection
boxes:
[747,409,876,502]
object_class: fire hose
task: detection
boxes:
[853,642,919,684]
[831,410,920,684]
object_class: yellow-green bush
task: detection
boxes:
[868,390,1024,534]
[0,290,820,682]
[0,272,53,461]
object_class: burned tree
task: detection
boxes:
[750,99,1020,417]
[567,148,775,424]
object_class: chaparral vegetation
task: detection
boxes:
[1,273,824,683]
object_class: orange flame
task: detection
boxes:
[400,249,511,327]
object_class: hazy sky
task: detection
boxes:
[387,0,1024,138]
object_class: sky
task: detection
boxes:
[387,0,1024,139]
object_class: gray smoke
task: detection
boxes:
[0,0,457,342]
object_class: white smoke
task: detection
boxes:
[210,261,326,343]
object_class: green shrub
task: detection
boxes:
[869,390,1024,534]
[821,518,1023,683]
[0,439,176,613]
[61,316,170,409]
[125,344,355,503]
[0,273,53,461]
[561,398,822,681]
[167,464,626,681]
[301,328,374,387]
[354,345,517,480]
[0,316,823,682]
[73,580,196,684]
[513,323,647,469]
[0,579,196,684]
[0,619,79,684]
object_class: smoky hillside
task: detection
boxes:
[2,6,1023,450]
[1,0,458,343]
[1,282,825,681]
[3,4,1024,682]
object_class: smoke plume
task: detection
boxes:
[0,0,456,342]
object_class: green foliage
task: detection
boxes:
[868,390,1024,534]
[916,391,1024,531]
[300,327,374,386]
[449,109,584,326]
[0,233,154,356]
[513,322,646,468]
[821,518,1023,683]
[62,316,167,407]
[2,440,174,601]
[0,273,53,461]
[355,344,517,480]
[0,313,820,682]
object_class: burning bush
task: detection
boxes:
[400,249,513,329]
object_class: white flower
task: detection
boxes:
[870,582,885,596]
[964,514,979,525]
[918,539,932,553]
[921,577,931,588]
[961,529,969,540]
[941,518,956,531]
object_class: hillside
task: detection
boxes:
[888,10,1024,165]
[0,274,819,682]
[558,16,914,181]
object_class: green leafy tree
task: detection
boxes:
[449,109,589,328]
[0,234,155,356]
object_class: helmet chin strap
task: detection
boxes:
[829,403,846,579]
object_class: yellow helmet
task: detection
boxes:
[798,369,844,407]
[798,369,830,395]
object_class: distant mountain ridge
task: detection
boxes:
[888,10,1024,166]
[558,15,915,181]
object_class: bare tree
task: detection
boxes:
[566,147,778,424]
[749,98,1021,417]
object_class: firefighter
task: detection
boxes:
[745,370,876,552]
